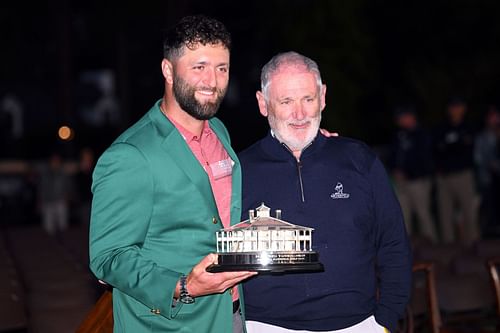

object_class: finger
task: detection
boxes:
[233,272,257,282]
[219,271,256,280]
[221,274,256,290]
[223,272,258,285]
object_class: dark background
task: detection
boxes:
[2,3,500,332]
[2,0,500,159]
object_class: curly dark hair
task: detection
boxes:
[163,15,231,60]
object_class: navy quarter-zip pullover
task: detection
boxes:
[239,132,412,332]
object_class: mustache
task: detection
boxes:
[287,120,312,126]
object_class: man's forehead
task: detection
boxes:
[270,65,316,82]
[268,68,318,95]
[273,63,311,75]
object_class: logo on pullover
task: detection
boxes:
[330,182,350,199]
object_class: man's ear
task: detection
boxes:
[320,84,327,112]
[256,91,268,117]
[161,59,174,85]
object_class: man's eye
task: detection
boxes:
[218,67,228,73]
[281,100,291,105]
[193,66,204,71]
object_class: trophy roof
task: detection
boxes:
[223,216,314,232]
[219,203,314,232]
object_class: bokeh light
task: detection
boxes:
[58,125,74,141]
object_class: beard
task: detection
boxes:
[268,110,321,152]
[172,73,227,120]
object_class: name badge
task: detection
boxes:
[209,158,233,180]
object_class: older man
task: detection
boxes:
[239,52,412,333]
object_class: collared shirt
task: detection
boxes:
[167,115,233,229]
[166,113,238,301]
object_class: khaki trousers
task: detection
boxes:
[436,170,480,245]
[394,177,437,242]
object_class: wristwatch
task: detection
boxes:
[179,275,195,304]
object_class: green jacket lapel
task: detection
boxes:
[149,102,217,211]
[208,119,242,227]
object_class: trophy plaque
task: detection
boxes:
[206,203,324,273]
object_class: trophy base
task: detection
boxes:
[206,262,324,273]
[206,251,324,273]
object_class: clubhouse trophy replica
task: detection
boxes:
[207,203,324,273]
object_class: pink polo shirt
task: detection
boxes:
[166,115,239,301]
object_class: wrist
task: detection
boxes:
[179,274,195,304]
[173,279,181,299]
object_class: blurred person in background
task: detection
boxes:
[474,105,500,237]
[389,105,437,243]
[37,151,72,235]
[433,97,480,245]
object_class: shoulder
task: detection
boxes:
[113,113,157,147]
[325,135,372,151]
[96,114,156,172]
[323,136,378,174]
[101,107,168,160]
[94,142,148,180]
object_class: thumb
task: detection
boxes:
[199,253,218,267]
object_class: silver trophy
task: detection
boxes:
[207,203,324,273]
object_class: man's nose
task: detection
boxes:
[202,68,217,88]
[293,103,306,120]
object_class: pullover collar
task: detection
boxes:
[260,130,327,162]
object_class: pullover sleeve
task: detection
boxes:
[370,157,412,332]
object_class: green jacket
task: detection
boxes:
[89,100,244,332]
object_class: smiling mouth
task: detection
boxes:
[195,88,217,97]
[289,122,310,130]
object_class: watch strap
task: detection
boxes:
[179,274,195,304]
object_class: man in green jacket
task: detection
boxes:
[89,15,255,333]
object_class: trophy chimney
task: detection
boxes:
[249,209,255,221]
[275,210,282,219]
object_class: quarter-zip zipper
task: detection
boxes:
[297,160,305,202]
[281,142,312,203]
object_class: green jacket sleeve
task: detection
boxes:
[89,142,183,319]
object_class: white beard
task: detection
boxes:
[268,112,322,152]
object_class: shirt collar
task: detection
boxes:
[164,113,212,143]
